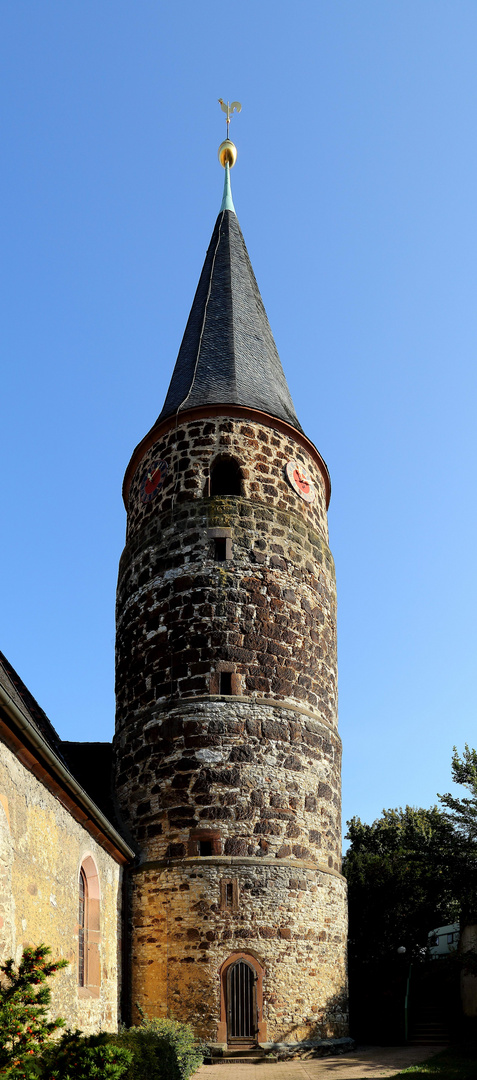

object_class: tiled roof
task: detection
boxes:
[155,207,303,432]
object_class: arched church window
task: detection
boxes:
[209,457,242,497]
[78,856,101,997]
[78,868,87,987]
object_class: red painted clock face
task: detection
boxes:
[285,460,316,504]
[140,460,168,503]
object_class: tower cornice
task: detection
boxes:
[122,403,331,510]
[132,855,346,881]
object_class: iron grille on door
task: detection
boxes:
[228,960,255,1039]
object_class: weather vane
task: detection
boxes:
[218,98,242,140]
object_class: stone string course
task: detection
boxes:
[114,412,347,1040]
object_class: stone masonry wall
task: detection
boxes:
[117,419,336,723]
[114,700,341,873]
[130,859,347,1042]
[0,741,122,1033]
[114,410,347,1040]
[125,417,329,544]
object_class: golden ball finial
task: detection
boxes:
[218,139,237,168]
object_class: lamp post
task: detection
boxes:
[397,947,412,1044]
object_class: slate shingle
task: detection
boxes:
[156,209,303,432]
[0,649,66,762]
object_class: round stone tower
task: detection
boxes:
[113,145,347,1045]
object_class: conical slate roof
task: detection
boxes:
[155,170,303,432]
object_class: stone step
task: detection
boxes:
[211,1059,270,1065]
[409,1025,449,1046]
[410,1038,449,1046]
[209,1047,269,1065]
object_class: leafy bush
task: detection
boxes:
[37,1030,132,1080]
[110,1016,203,1080]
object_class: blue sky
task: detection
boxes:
[1,2,476,836]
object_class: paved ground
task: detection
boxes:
[196,1044,445,1079]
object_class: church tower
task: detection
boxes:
[113,124,347,1045]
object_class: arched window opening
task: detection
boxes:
[78,868,87,988]
[78,856,101,998]
[210,457,242,497]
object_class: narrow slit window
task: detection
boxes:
[220,672,232,695]
[220,878,239,910]
[214,538,227,562]
[199,840,213,856]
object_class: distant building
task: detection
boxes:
[428,922,460,958]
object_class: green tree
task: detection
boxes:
[439,744,477,841]
[344,752,477,1040]
[343,805,468,1041]
[0,944,68,1077]
[343,805,463,965]
[439,743,477,927]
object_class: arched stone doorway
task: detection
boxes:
[218,952,266,1046]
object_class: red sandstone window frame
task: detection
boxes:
[220,877,239,912]
[77,855,101,999]
[210,663,242,697]
[208,527,233,562]
[188,828,222,856]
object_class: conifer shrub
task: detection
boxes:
[0,945,201,1080]
[0,944,68,1078]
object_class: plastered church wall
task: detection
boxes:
[0,741,123,1033]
